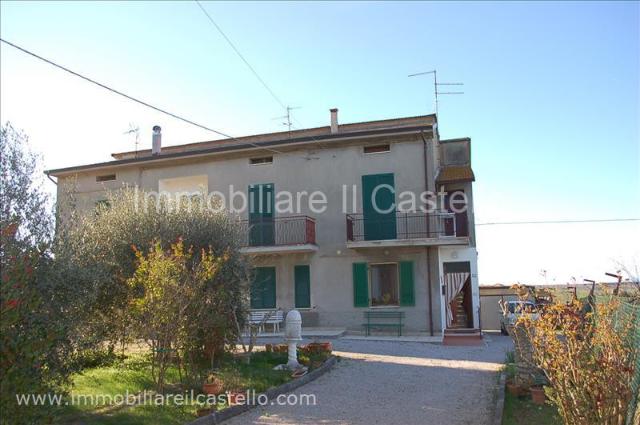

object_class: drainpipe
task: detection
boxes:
[421,131,434,336]
[45,172,57,186]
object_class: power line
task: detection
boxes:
[0,38,283,154]
[0,38,234,139]
[476,218,639,226]
[195,0,286,110]
[194,1,331,150]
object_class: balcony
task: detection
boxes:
[239,216,318,255]
[345,211,469,249]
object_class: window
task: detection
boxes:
[250,267,276,309]
[96,174,116,182]
[158,175,208,194]
[294,265,311,308]
[362,173,396,240]
[364,144,390,154]
[353,261,414,307]
[248,183,275,246]
[370,263,399,306]
[250,156,273,165]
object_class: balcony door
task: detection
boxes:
[362,173,397,240]
[444,190,469,237]
[249,183,275,246]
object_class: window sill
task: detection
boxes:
[369,304,400,309]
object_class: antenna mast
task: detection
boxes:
[272,106,301,137]
[123,123,140,158]
[408,70,464,116]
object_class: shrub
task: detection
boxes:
[71,348,122,370]
[128,240,233,391]
[0,123,75,424]
[54,188,250,364]
[517,297,637,425]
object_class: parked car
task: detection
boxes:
[500,300,539,335]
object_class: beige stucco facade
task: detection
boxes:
[49,114,478,335]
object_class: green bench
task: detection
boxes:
[363,310,405,336]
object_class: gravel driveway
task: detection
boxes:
[225,334,512,425]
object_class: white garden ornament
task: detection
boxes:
[284,309,303,370]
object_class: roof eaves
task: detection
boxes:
[46,124,434,176]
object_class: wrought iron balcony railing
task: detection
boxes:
[346,211,464,242]
[240,216,316,248]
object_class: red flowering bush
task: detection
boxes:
[1,228,71,424]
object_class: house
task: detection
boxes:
[46,110,480,343]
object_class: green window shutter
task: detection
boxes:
[251,267,276,309]
[294,265,311,308]
[362,173,397,241]
[250,267,263,309]
[263,267,276,308]
[248,184,275,246]
[399,261,415,306]
[353,263,369,307]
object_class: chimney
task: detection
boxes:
[330,108,339,134]
[152,125,161,155]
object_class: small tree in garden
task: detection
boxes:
[55,188,250,361]
[128,240,227,391]
[517,297,637,425]
[0,123,52,249]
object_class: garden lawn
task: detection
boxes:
[54,351,295,425]
[502,392,561,425]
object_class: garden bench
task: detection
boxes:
[363,310,405,336]
[248,309,284,333]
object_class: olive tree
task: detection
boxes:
[0,122,52,251]
[54,188,251,363]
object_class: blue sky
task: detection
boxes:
[1,1,638,284]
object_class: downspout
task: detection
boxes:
[421,131,434,336]
[45,172,59,237]
[45,172,57,186]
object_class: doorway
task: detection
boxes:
[443,261,473,329]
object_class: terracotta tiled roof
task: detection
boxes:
[436,165,475,183]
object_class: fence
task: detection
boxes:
[616,300,640,425]
[596,296,640,425]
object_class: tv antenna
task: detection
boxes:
[123,123,140,157]
[272,106,301,136]
[408,70,464,116]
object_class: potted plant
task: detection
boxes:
[227,391,246,406]
[202,372,224,395]
[530,376,547,405]
[505,381,521,396]
[530,386,546,404]
[196,406,216,417]
[308,341,332,353]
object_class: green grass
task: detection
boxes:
[61,404,195,425]
[53,351,294,425]
[216,351,291,393]
[502,391,562,425]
